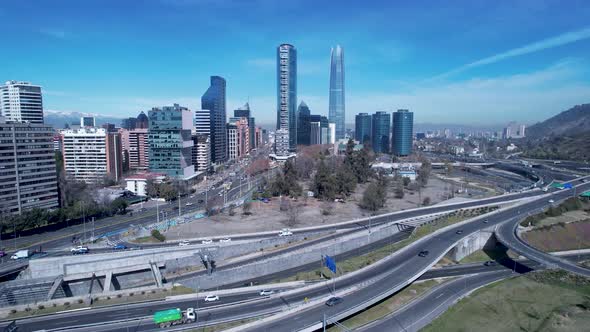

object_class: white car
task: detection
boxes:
[185,202,193,206]
[202,239,213,245]
[219,238,231,243]
[279,229,293,237]
[204,295,219,302]
[178,240,190,246]
[548,199,555,203]
[70,246,89,254]
[259,290,274,296]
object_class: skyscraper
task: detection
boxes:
[234,102,256,151]
[202,76,227,163]
[355,113,372,144]
[329,45,345,139]
[391,109,414,156]
[372,111,391,154]
[297,101,311,146]
[148,104,195,179]
[0,81,44,124]
[276,44,297,154]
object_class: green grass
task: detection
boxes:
[328,280,444,331]
[522,220,590,252]
[423,270,590,332]
[459,248,513,264]
[130,235,161,244]
[272,207,497,283]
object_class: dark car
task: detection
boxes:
[456,230,464,235]
[484,261,497,267]
[0,250,6,258]
[418,250,429,257]
[325,297,343,306]
[113,244,127,250]
[198,199,204,203]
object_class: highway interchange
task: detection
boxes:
[1,158,589,331]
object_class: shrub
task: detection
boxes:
[77,299,83,304]
[129,292,134,297]
[151,229,166,242]
[38,305,45,310]
[9,309,16,314]
[24,307,31,312]
[64,302,70,306]
[117,294,122,298]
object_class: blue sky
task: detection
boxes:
[2,0,590,126]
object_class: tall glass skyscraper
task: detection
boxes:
[372,111,391,154]
[329,45,345,140]
[392,109,414,156]
[297,101,311,146]
[276,44,297,153]
[355,113,372,145]
[201,76,227,163]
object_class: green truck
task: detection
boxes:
[153,308,196,328]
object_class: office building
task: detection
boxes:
[391,109,414,156]
[329,45,345,139]
[121,117,137,130]
[228,117,250,159]
[192,134,211,173]
[61,127,123,183]
[80,116,95,127]
[328,123,336,144]
[0,120,59,215]
[310,121,321,145]
[233,102,256,151]
[355,113,372,144]
[148,104,195,180]
[297,101,311,146]
[195,109,211,135]
[127,128,149,170]
[201,76,227,164]
[136,111,149,129]
[0,81,44,124]
[276,44,297,154]
[372,111,391,154]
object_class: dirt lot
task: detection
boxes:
[522,220,590,252]
[164,177,475,239]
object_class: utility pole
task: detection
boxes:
[178,193,181,217]
[156,199,160,223]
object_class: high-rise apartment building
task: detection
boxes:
[61,128,123,183]
[0,120,58,215]
[128,128,149,170]
[276,44,297,154]
[372,111,391,154]
[0,81,44,124]
[355,113,372,144]
[391,109,414,156]
[148,104,195,179]
[233,103,256,151]
[201,76,227,164]
[192,134,211,173]
[80,116,95,127]
[194,109,211,136]
[329,45,345,139]
[328,123,336,144]
[227,123,238,161]
[274,129,290,156]
[228,117,250,159]
[297,101,311,146]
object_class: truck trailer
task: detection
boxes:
[153,308,195,328]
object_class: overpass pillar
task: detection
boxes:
[103,271,113,293]
[150,263,163,288]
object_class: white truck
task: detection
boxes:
[10,250,29,260]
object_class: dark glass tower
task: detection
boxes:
[355,113,372,145]
[329,45,345,139]
[201,76,227,163]
[276,44,297,153]
[297,101,311,146]
[392,109,414,156]
[372,111,391,154]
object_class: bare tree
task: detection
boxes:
[320,201,334,216]
[242,201,252,215]
[284,200,301,227]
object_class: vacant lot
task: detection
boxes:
[165,177,461,239]
[423,270,590,332]
[522,220,590,252]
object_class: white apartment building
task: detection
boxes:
[0,81,44,124]
[192,134,211,173]
[61,128,122,183]
[227,124,238,161]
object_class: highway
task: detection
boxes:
[360,270,514,332]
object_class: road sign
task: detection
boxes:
[325,255,337,274]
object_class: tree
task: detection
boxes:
[394,179,405,199]
[312,160,338,200]
[402,177,411,187]
[145,179,159,198]
[320,201,334,216]
[151,229,165,242]
[359,183,383,211]
[417,159,431,187]
[242,201,252,215]
[110,198,129,215]
[445,162,454,177]
[335,166,357,196]
[285,201,301,227]
[422,196,431,206]
[159,183,178,201]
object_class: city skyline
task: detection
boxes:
[2,1,590,125]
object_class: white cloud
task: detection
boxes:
[432,26,590,80]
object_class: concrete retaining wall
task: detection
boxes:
[180,223,404,290]
[446,228,497,262]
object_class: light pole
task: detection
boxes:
[178,193,181,218]
[156,199,160,223]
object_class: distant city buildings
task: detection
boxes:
[276,44,297,155]
[355,113,372,144]
[148,104,195,180]
[80,116,95,127]
[391,109,413,156]
[0,119,59,215]
[503,122,526,139]
[0,81,44,124]
[297,101,311,146]
[61,127,123,183]
[372,111,391,154]
[329,45,345,139]
[202,76,227,164]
